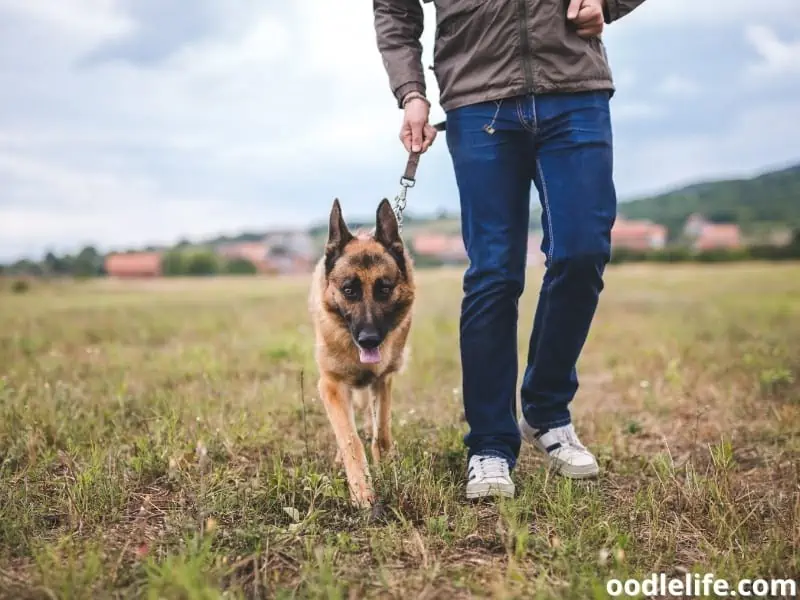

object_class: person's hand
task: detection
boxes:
[400,94,437,154]
[567,0,605,39]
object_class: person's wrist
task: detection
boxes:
[402,91,430,109]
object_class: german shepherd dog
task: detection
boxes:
[308,198,415,508]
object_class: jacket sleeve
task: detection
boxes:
[603,0,647,23]
[373,0,427,108]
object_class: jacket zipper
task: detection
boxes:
[516,0,535,92]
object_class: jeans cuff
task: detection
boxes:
[469,448,517,471]
[523,413,572,431]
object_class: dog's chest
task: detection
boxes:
[351,369,378,389]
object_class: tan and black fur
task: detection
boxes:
[308,198,415,508]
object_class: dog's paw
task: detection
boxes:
[351,487,375,510]
[371,439,397,465]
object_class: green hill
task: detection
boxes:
[618,163,800,240]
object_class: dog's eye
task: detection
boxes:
[342,286,356,298]
[375,283,393,299]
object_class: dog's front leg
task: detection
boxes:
[319,375,374,508]
[371,375,395,464]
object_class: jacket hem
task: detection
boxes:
[604,0,622,22]
[439,79,615,113]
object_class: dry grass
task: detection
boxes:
[0,263,798,599]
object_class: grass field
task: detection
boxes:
[1,263,798,599]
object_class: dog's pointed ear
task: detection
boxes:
[375,198,407,275]
[375,198,401,248]
[325,198,353,274]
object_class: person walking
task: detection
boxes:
[373,0,646,499]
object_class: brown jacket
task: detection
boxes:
[373,0,646,112]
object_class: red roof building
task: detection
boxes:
[104,252,163,278]
[611,217,668,250]
[216,240,314,275]
[693,223,742,250]
[411,233,468,263]
[216,242,273,273]
[683,214,742,250]
[411,232,546,267]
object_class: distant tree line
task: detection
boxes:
[1,246,105,278]
[0,246,260,278]
[2,227,799,281]
[160,249,258,276]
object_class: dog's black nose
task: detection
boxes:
[357,329,382,349]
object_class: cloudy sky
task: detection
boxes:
[1,0,799,261]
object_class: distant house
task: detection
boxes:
[611,217,667,250]
[683,214,742,250]
[216,241,272,273]
[105,252,163,278]
[216,232,316,275]
[263,231,315,258]
[693,224,742,250]
[267,252,316,275]
[683,213,707,238]
[410,231,545,267]
[411,233,467,264]
[263,231,316,274]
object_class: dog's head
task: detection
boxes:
[323,198,414,364]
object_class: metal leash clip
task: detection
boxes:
[392,183,409,234]
[392,151,420,233]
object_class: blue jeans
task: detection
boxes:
[444,91,617,469]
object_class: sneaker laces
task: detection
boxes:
[537,424,589,457]
[470,455,509,480]
[556,425,587,451]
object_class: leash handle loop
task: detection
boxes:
[400,151,420,187]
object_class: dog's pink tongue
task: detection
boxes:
[359,347,382,364]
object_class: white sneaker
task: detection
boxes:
[466,454,515,499]
[520,419,599,479]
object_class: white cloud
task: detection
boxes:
[0,0,420,259]
[0,152,303,256]
[0,0,133,44]
[0,0,799,261]
[657,74,701,97]
[615,98,800,198]
[744,25,800,79]
[611,69,638,89]
[611,102,665,121]
[621,0,800,26]
[167,15,290,76]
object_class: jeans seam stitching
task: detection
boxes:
[523,275,554,427]
[515,98,536,133]
[536,159,554,264]
[531,97,551,265]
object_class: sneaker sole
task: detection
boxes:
[546,457,599,479]
[465,481,515,499]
